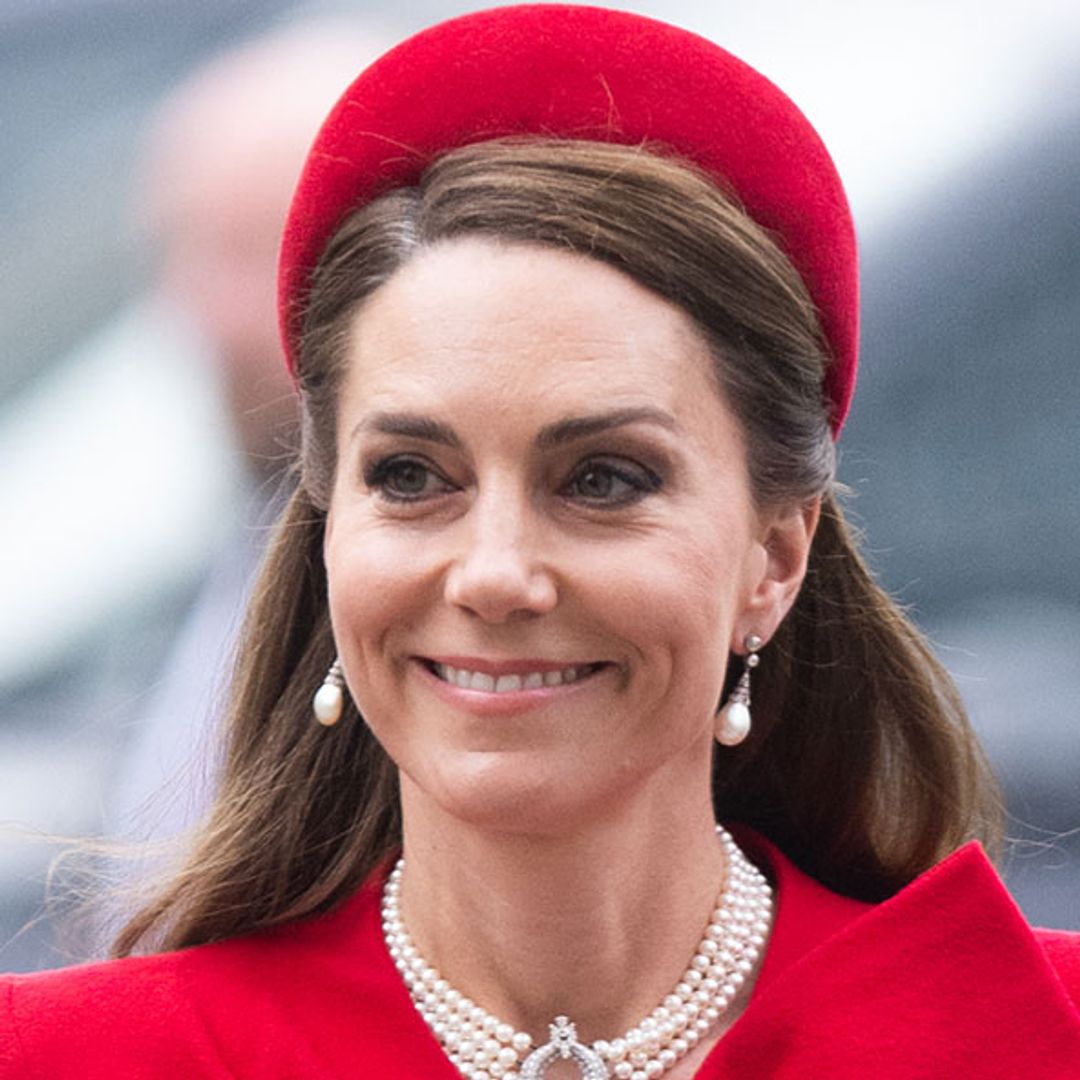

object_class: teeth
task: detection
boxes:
[469,671,495,692]
[441,666,467,689]
[433,663,598,693]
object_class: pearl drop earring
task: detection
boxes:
[313,657,346,726]
[716,633,762,746]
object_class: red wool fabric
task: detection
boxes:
[278,4,859,433]
[3,833,1078,1077]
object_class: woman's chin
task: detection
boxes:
[402,752,617,837]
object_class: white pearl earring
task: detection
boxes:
[715,633,762,746]
[313,657,346,726]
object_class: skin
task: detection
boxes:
[325,237,818,1075]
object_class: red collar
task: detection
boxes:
[10,831,1075,1077]
[700,831,1080,1076]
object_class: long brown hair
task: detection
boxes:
[113,140,1000,956]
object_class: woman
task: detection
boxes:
[3,7,1078,1077]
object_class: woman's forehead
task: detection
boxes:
[349,240,712,380]
[342,238,721,416]
[336,240,746,468]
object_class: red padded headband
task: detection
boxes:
[279,4,858,433]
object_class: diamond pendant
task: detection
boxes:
[519,1016,608,1079]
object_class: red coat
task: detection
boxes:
[3,833,1078,1078]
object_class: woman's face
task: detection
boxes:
[325,237,810,834]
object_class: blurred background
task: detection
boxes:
[1,0,1077,971]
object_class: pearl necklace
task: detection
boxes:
[381,826,773,1080]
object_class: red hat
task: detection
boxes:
[279,4,858,433]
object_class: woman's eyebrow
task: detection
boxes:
[536,407,679,448]
[350,406,677,450]
[351,412,462,448]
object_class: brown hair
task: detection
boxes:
[113,140,1000,955]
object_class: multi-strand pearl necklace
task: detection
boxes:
[381,826,773,1080]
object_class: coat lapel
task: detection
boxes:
[700,838,1080,1077]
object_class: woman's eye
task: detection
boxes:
[562,459,662,506]
[365,456,454,502]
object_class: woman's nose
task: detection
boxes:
[443,492,557,623]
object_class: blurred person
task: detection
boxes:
[2,7,1078,1076]
[105,18,387,849]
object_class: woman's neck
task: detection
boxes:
[396,779,730,1047]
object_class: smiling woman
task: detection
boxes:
[2,5,1078,1079]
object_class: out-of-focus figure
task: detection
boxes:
[105,20,386,871]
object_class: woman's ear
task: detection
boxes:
[735,496,821,648]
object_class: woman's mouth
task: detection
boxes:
[421,659,609,693]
